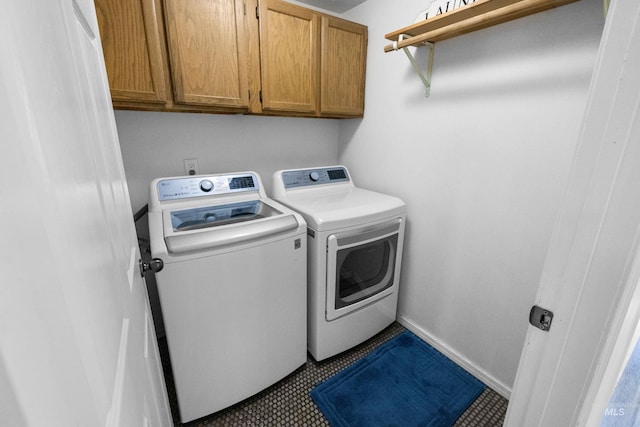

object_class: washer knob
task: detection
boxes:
[199,179,214,192]
[309,171,320,182]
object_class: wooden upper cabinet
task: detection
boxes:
[258,0,320,114]
[164,0,249,109]
[321,16,367,117]
[257,0,367,117]
[95,0,169,105]
[95,0,367,117]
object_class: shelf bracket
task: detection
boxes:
[392,34,434,97]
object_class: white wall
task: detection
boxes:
[115,111,340,213]
[339,0,604,394]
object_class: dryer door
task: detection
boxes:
[326,218,402,321]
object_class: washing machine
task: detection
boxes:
[148,171,307,423]
[272,165,406,361]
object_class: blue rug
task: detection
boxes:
[311,331,485,427]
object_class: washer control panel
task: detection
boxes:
[157,173,258,201]
[280,166,350,189]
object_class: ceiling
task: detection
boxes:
[293,0,368,13]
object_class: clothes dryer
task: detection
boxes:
[148,172,306,423]
[272,166,406,361]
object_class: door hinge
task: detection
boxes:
[256,5,259,19]
[259,90,262,103]
[529,305,554,331]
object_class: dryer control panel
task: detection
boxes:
[157,173,258,201]
[281,166,350,189]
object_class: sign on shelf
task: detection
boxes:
[415,0,478,22]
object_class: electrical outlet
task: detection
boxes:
[184,158,198,176]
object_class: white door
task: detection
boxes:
[0,0,172,426]
[505,0,640,425]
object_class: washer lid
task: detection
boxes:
[169,200,279,232]
[278,186,405,231]
[162,199,299,254]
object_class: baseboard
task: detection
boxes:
[396,315,512,399]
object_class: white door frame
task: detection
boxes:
[505,0,640,425]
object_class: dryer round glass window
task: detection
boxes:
[335,234,397,309]
[325,218,403,321]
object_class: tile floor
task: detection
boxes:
[160,322,509,426]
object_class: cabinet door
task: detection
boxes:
[321,16,367,116]
[259,0,320,114]
[95,0,169,104]
[164,0,249,109]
